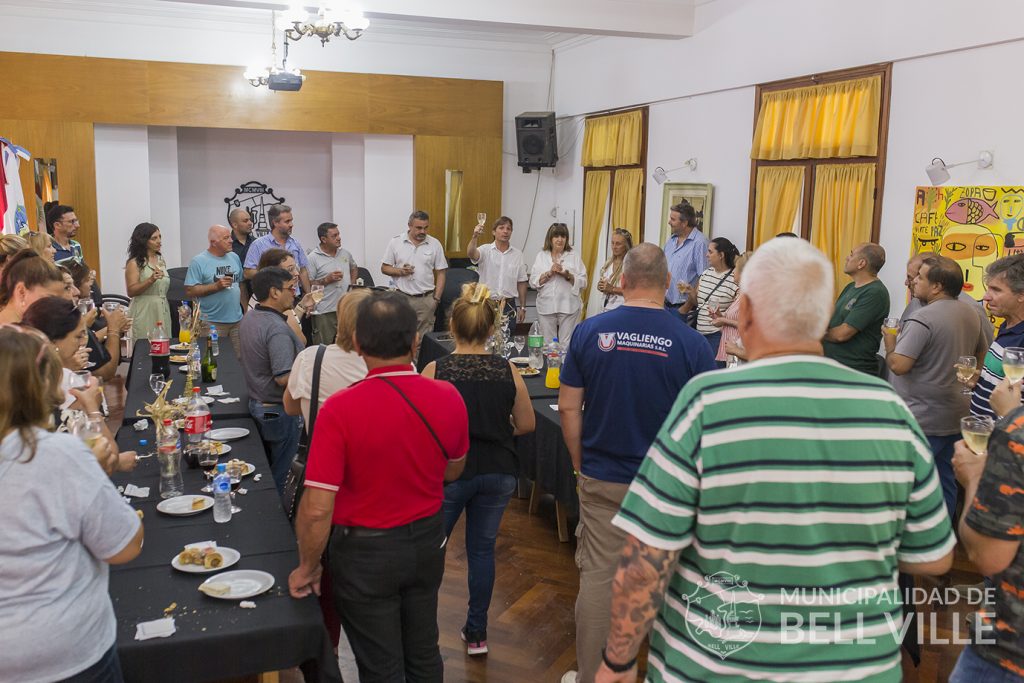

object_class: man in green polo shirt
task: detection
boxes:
[823,242,890,374]
[594,238,953,683]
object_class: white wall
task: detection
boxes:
[176,127,333,261]
[331,134,367,266]
[548,0,1024,312]
[363,135,415,285]
[147,126,181,268]
[94,125,153,296]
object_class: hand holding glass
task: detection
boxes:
[310,284,325,303]
[1004,347,1024,385]
[955,356,977,395]
[882,316,900,336]
[961,415,995,456]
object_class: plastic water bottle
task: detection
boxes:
[189,340,201,378]
[213,463,232,523]
[183,387,211,468]
[210,325,219,357]
[156,420,183,498]
[527,321,544,370]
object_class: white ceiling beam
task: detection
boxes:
[161,0,695,38]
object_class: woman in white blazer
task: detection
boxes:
[529,223,588,346]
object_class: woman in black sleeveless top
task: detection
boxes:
[422,282,535,657]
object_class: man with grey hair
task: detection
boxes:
[593,238,954,683]
[823,242,890,374]
[381,210,448,344]
[243,204,312,292]
[184,224,244,355]
[557,243,715,683]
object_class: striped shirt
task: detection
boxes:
[971,320,1024,419]
[664,230,709,305]
[693,267,738,334]
[612,355,955,682]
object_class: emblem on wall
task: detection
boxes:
[224,181,286,238]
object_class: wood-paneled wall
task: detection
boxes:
[0,119,99,280]
[0,51,503,276]
[414,136,503,255]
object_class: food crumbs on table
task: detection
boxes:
[136,510,144,519]
[163,602,177,614]
[239,601,256,609]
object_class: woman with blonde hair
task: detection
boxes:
[0,250,66,324]
[0,324,143,682]
[421,282,535,656]
[530,223,588,345]
[24,231,56,262]
[0,234,28,276]
[597,228,633,312]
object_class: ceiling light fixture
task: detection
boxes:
[652,159,698,184]
[926,151,993,186]
[279,3,370,46]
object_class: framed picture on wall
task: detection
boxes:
[659,182,713,245]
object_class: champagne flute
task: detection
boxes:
[77,299,95,316]
[1005,347,1024,386]
[961,415,995,456]
[882,316,900,336]
[477,212,487,226]
[955,356,977,395]
[149,373,166,396]
[310,284,325,304]
[513,335,526,357]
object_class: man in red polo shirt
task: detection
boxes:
[289,291,468,683]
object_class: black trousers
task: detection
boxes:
[329,512,446,683]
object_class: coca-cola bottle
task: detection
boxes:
[149,320,170,378]
[182,387,211,468]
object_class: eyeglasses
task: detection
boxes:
[0,323,52,366]
[60,218,80,225]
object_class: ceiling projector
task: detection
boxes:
[268,71,304,92]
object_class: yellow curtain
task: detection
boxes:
[751,76,881,160]
[582,171,612,315]
[444,170,463,252]
[811,163,876,296]
[752,166,804,247]
[610,168,644,243]
[581,110,643,167]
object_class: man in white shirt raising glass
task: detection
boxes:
[467,215,528,329]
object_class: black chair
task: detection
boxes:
[101,293,130,308]
[165,267,189,339]
[434,267,479,332]
[355,267,375,288]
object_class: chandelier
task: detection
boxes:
[279,3,370,46]
[244,12,305,89]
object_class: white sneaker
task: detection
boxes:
[560,672,578,683]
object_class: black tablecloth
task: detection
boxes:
[123,339,251,424]
[110,395,339,681]
[515,399,578,514]
[417,331,560,399]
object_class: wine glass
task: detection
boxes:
[198,444,219,493]
[77,299,95,316]
[477,212,487,226]
[310,284,325,304]
[69,370,92,390]
[1005,347,1024,386]
[226,460,244,513]
[513,335,526,357]
[961,415,995,456]
[102,301,120,314]
[73,416,105,449]
[149,373,166,396]
[882,316,900,336]
[955,356,977,395]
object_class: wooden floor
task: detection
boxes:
[104,375,980,683]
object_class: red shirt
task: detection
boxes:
[305,365,469,528]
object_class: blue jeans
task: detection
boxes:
[951,645,1024,682]
[249,399,302,494]
[927,433,959,522]
[442,473,517,634]
[61,644,123,683]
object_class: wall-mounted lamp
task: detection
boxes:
[652,158,697,184]
[926,151,993,185]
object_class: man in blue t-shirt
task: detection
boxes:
[557,243,715,683]
[184,225,244,356]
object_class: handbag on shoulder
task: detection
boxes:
[283,344,327,524]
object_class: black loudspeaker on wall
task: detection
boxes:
[515,112,558,172]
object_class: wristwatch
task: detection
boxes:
[601,648,636,673]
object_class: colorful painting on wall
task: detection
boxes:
[912,186,1024,306]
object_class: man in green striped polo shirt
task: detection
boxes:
[595,238,955,683]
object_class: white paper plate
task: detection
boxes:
[170,343,190,351]
[208,428,249,441]
[172,547,241,574]
[509,357,530,366]
[199,570,275,600]
[224,461,255,476]
[157,495,213,516]
[173,396,215,405]
[209,442,232,456]
[178,365,187,373]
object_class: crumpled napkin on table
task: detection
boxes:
[135,618,176,640]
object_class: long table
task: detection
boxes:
[123,339,252,424]
[110,407,339,679]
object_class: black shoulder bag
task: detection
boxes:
[284,344,327,524]
[376,376,451,461]
[685,268,734,328]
